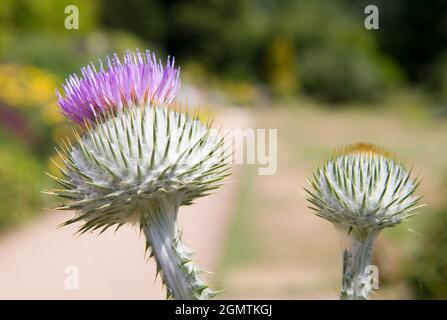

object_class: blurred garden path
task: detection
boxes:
[216,107,345,299]
[0,108,249,299]
[220,105,447,300]
[220,164,342,299]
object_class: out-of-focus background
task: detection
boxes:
[0,0,446,299]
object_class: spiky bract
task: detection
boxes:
[50,105,228,229]
[47,105,229,299]
[306,143,422,230]
[305,143,424,300]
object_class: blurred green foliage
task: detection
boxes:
[1,31,146,78]
[406,201,447,299]
[276,1,404,103]
[0,0,97,34]
[366,0,447,84]
[100,0,446,103]
[0,139,43,230]
[299,44,402,103]
[0,0,444,103]
[427,52,447,105]
[0,0,145,78]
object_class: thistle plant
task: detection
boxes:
[46,50,230,300]
[305,143,424,300]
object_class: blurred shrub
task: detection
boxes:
[262,36,299,98]
[406,200,447,298]
[269,0,404,103]
[427,52,447,105]
[2,31,146,78]
[299,45,402,103]
[100,0,413,103]
[365,0,447,83]
[0,140,43,230]
[102,0,267,79]
[0,0,99,72]
[1,33,85,77]
[0,0,98,34]
[0,0,443,105]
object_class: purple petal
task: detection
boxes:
[56,50,181,125]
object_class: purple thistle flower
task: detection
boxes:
[48,48,231,300]
[56,49,181,125]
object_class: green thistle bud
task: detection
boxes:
[305,143,424,299]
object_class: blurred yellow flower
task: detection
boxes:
[0,63,62,124]
[0,63,68,173]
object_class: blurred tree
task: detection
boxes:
[299,45,388,103]
[348,0,447,83]
[101,0,405,102]
[426,52,447,105]
[101,0,166,46]
[262,36,299,98]
[101,0,268,79]
[0,0,100,76]
[270,0,403,102]
[1,0,443,103]
[0,0,98,34]
[164,0,267,79]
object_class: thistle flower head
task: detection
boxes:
[56,49,180,125]
[305,143,424,300]
[51,105,228,232]
[47,51,229,300]
[306,143,423,230]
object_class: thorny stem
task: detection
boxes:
[338,227,379,300]
[140,197,214,300]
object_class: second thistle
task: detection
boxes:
[305,143,424,299]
